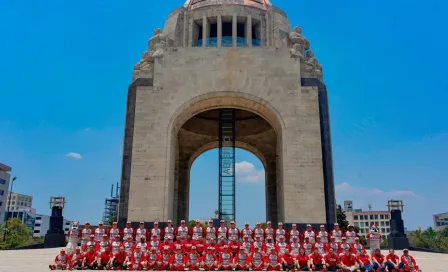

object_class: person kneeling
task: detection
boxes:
[282,249,295,271]
[201,247,218,271]
[250,246,265,271]
[144,247,159,270]
[295,247,310,271]
[112,246,129,270]
[49,249,71,270]
[219,246,235,271]
[339,250,359,272]
[309,248,326,271]
[170,245,186,271]
[234,247,251,270]
[97,246,113,270]
[266,248,282,271]
[324,247,340,271]
[185,246,201,271]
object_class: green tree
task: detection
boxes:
[336,205,349,232]
[0,218,33,249]
[187,220,207,229]
[260,222,267,229]
[409,226,448,253]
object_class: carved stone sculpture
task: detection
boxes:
[304,50,323,79]
[149,28,167,58]
[289,26,310,59]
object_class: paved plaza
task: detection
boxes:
[0,248,445,271]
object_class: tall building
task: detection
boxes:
[344,200,353,212]
[6,208,37,230]
[7,192,33,210]
[345,201,391,240]
[33,214,73,237]
[433,212,448,230]
[0,162,12,225]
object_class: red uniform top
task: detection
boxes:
[265,253,281,266]
[190,226,205,241]
[386,254,400,264]
[114,252,128,263]
[70,253,83,263]
[159,253,171,265]
[159,243,173,254]
[401,255,418,269]
[194,240,206,253]
[108,227,121,240]
[205,243,218,255]
[295,254,309,267]
[357,254,371,265]
[202,253,217,266]
[340,254,357,266]
[182,240,194,253]
[351,243,366,255]
[95,241,112,253]
[250,252,265,267]
[282,254,294,265]
[227,227,240,241]
[372,253,385,264]
[99,251,113,264]
[228,241,240,255]
[83,251,96,264]
[324,252,339,266]
[54,254,70,264]
[170,253,186,266]
[218,252,233,266]
[82,241,96,252]
[217,241,227,252]
[130,251,146,265]
[233,253,250,266]
[310,253,324,265]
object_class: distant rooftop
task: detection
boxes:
[0,162,12,172]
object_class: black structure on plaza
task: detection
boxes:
[44,205,66,248]
[388,201,410,249]
[218,109,236,223]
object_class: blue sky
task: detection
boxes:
[0,0,447,230]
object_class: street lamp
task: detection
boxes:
[3,176,17,242]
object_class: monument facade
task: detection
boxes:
[118,0,336,229]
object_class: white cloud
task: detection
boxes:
[335,182,417,198]
[235,161,264,184]
[66,152,83,160]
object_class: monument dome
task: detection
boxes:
[184,0,272,11]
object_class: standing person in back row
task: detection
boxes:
[164,220,175,243]
[217,220,228,241]
[176,220,189,242]
[344,225,358,245]
[94,222,106,242]
[135,222,148,243]
[330,223,343,243]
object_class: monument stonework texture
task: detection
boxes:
[118,0,336,229]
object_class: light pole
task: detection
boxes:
[3,176,17,242]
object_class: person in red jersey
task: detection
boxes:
[303,224,316,244]
[111,235,123,254]
[357,250,374,272]
[149,234,161,253]
[385,249,401,271]
[253,222,265,241]
[351,237,366,256]
[318,224,329,244]
[190,219,205,242]
[97,246,113,270]
[185,246,201,270]
[339,237,352,257]
[330,223,343,243]
[70,247,84,270]
[217,236,227,252]
[173,235,184,250]
[111,246,129,270]
[95,234,112,255]
[281,249,295,271]
[135,236,148,253]
[265,221,275,241]
[233,246,251,270]
[275,222,287,243]
[163,220,175,243]
[205,219,217,242]
[250,246,265,271]
[227,221,240,241]
[135,222,148,243]
[240,235,252,254]
[294,247,310,271]
[205,237,218,256]
[241,222,254,242]
[82,246,97,270]
[302,236,314,255]
[144,247,159,270]
[49,249,71,270]
[366,225,382,256]
[228,236,240,257]
[122,221,135,241]
[81,222,92,249]
[400,249,420,272]
[157,246,172,271]
[219,245,234,270]
[176,220,189,242]
[288,223,300,242]
[217,219,228,241]
[265,236,276,254]
[129,245,146,271]
[314,235,328,256]
[201,247,218,271]
[182,235,194,254]
[108,221,121,241]
[324,247,340,271]
[344,225,358,245]
[150,221,163,241]
[82,234,96,252]
[289,235,301,256]
[371,248,387,271]
[252,235,267,255]
[339,249,359,271]
[94,221,106,242]
[328,236,340,255]
[170,245,186,271]
[309,247,326,271]
[194,236,206,256]
[275,235,289,256]
[159,238,173,254]
[265,247,282,271]
[123,236,135,255]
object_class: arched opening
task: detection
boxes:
[189,148,266,227]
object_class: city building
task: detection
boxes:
[7,192,33,211]
[6,208,37,230]
[344,200,353,212]
[33,214,73,237]
[433,212,448,230]
[345,201,391,240]
[0,162,12,225]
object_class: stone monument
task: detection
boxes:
[119,0,336,230]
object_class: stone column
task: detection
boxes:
[265,160,278,223]
[202,15,208,48]
[232,13,237,48]
[246,15,252,48]
[183,11,189,47]
[189,18,194,47]
[217,14,222,48]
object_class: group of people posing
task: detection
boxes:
[50,220,421,271]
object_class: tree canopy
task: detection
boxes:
[0,218,33,249]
